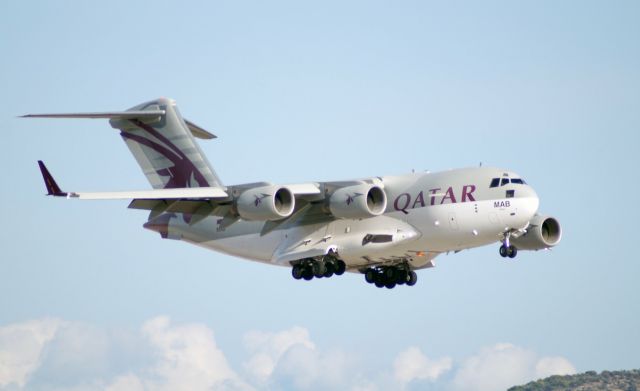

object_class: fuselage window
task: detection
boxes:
[500,178,509,186]
[511,178,523,184]
[506,190,515,198]
[490,178,500,188]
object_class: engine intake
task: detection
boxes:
[236,185,295,221]
[511,215,562,250]
[329,184,387,219]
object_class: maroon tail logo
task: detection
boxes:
[122,119,209,189]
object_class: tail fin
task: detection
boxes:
[109,98,222,189]
[37,160,67,196]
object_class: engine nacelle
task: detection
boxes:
[329,184,387,219]
[511,215,562,250]
[236,185,295,221]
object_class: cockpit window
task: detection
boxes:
[490,177,527,187]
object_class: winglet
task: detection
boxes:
[37,161,67,197]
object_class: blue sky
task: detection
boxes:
[1,1,639,390]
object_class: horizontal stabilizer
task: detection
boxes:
[21,109,216,139]
[21,110,165,120]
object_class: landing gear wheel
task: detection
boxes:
[364,269,376,284]
[406,271,418,286]
[292,265,303,280]
[395,269,408,285]
[302,267,313,281]
[335,260,346,275]
[499,245,508,258]
[312,261,326,278]
[374,272,385,288]
[507,245,517,258]
[322,261,335,278]
[383,267,395,280]
[385,280,396,289]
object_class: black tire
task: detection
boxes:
[385,280,396,289]
[323,268,334,278]
[335,260,346,275]
[499,245,508,257]
[312,262,326,278]
[374,271,385,287]
[364,269,376,284]
[508,246,518,258]
[395,269,408,285]
[384,267,395,280]
[302,267,313,280]
[406,271,418,286]
[325,261,335,274]
[291,265,303,280]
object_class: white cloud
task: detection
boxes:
[243,326,367,390]
[271,344,357,390]
[104,374,144,391]
[451,343,576,391]
[0,318,576,391]
[393,346,452,384]
[535,356,576,379]
[0,318,63,388]
[135,316,251,391]
[242,326,314,382]
[0,317,251,391]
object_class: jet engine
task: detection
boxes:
[511,215,562,250]
[329,184,387,219]
[236,185,295,221]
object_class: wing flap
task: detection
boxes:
[285,183,322,196]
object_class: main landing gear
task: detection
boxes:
[291,253,346,281]
[499,233,518,258]
[363,265,417,289]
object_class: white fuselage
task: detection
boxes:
[163,167,540,271]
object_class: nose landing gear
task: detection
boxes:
[499,244,517,258]
[499,233,518,258]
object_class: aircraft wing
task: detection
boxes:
[66,187,229,200]
[38,161,321,202]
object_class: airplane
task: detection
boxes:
[25,97,562,289]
